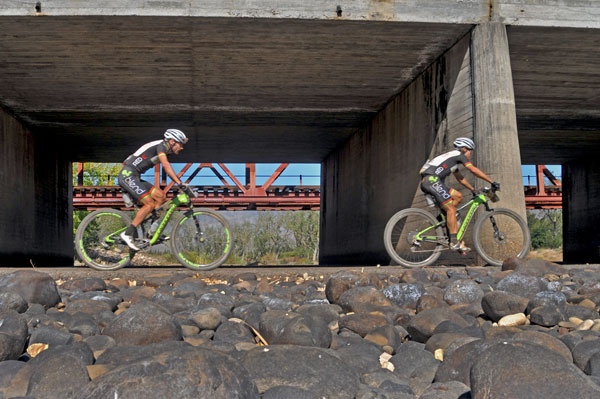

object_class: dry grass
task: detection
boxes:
[528,248,563,263]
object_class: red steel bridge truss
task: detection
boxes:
[73,163,561,211]
[73,163,320,211]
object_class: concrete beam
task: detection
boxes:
[471,22,526,220]
[1,0,489,23]
[3,1,598,28]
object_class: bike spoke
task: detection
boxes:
[385,210,444,267]
[77,212,131,269]
[172,212,231,270]
[475,211,528,265]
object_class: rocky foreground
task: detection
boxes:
[1,259,600,398]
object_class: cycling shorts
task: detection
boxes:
[420,175,456,208]
[118,167,156,203]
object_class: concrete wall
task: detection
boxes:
[0,107,72,266]
[320,34,471,265]
[563,160,600,264]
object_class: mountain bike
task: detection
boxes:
[383,186,530,267]
[75,186,233,271]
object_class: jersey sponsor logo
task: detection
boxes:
[121,170,132,177]
[124,176,145,195]
[132,157,143,166]
[428,176,439,183]
[435,166,444,175]
[432,181,451,200]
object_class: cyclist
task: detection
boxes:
[419,137,499,253]
[118,129,189,250]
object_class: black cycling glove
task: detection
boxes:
[491,181,500,191]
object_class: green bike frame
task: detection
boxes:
[147,192,190,245]
[414,192,491,244]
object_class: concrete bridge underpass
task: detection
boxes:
[1,1,599,266]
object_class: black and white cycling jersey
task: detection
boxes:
[419,150,473,181]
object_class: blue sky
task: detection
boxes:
[149,163,560,187]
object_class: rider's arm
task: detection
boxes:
[453,170,476,192]
[158,153,183,185]
[464,164,494,185]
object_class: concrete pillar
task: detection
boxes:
[320,36,470,265]
[471,22,527,221]
[0,107,72,266]
[563,160,600,263]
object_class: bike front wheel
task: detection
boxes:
[170,210,233,271]
[472,208,530,266]
[75,209,133,271]
[383,208,445,267]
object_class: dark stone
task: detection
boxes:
[95,341,191,367]
[273,314,332,348]
[213,320,255,345]
[337,286,391,313]
[0,271,61,309]
[391,341,440,396]
[495,273,547,299]
[566,305,600,321]
[443,279,484,305]
[242,344,359,398]
[416,295,449,313]
[572,339,600,371]
[198,292,236,310]
[78,346,258,398]
[481,291,529,322]
[526,290,568,313]
[0,292,27,313]
[68,314,101,337]
[101,302,182,346]
[502,257,525,271]
[296,303,341,325]
[339,313,390,337]
[407,308,469,343]
[83,335,116,357]
[514,258,565,277]
[0,311,27,361]
[420,381,470,399]
[26,343,93,398]
[262,385,320,399]
[234,272,258,283]
[29,325,74,346]
[360,369,411,391]
[325,271,382,304]
[61,277,107,292]
[529,305,566,327]
[232,302,267,328]
[0,360,26,396]
[586,351,600,377]
[333,334,383,375]
[383,284,426,309]
[512,330,573,362]
[434,339,494,386]
[470,341,600,399]
[64,298,113,316]
[425,333,470,354]
[262,295,295,311]
[189,307,224,330]
[68,291,123,310]
[259,310,299,344]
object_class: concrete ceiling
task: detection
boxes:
[0,16,471,162]
[0,16,598,165]
[508,26,600,164]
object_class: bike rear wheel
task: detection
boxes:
[75,209,133,271]
[383,208,445,267]
[170,209,233,271]
[472,208,530,266]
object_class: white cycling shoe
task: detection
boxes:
[450,241,471,255]
[120,232,140,251]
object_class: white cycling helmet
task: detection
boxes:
[164,129,188,144]
[453,137,475,150]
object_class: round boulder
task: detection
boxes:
[0,271,60,308]
[101,302,182,346]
